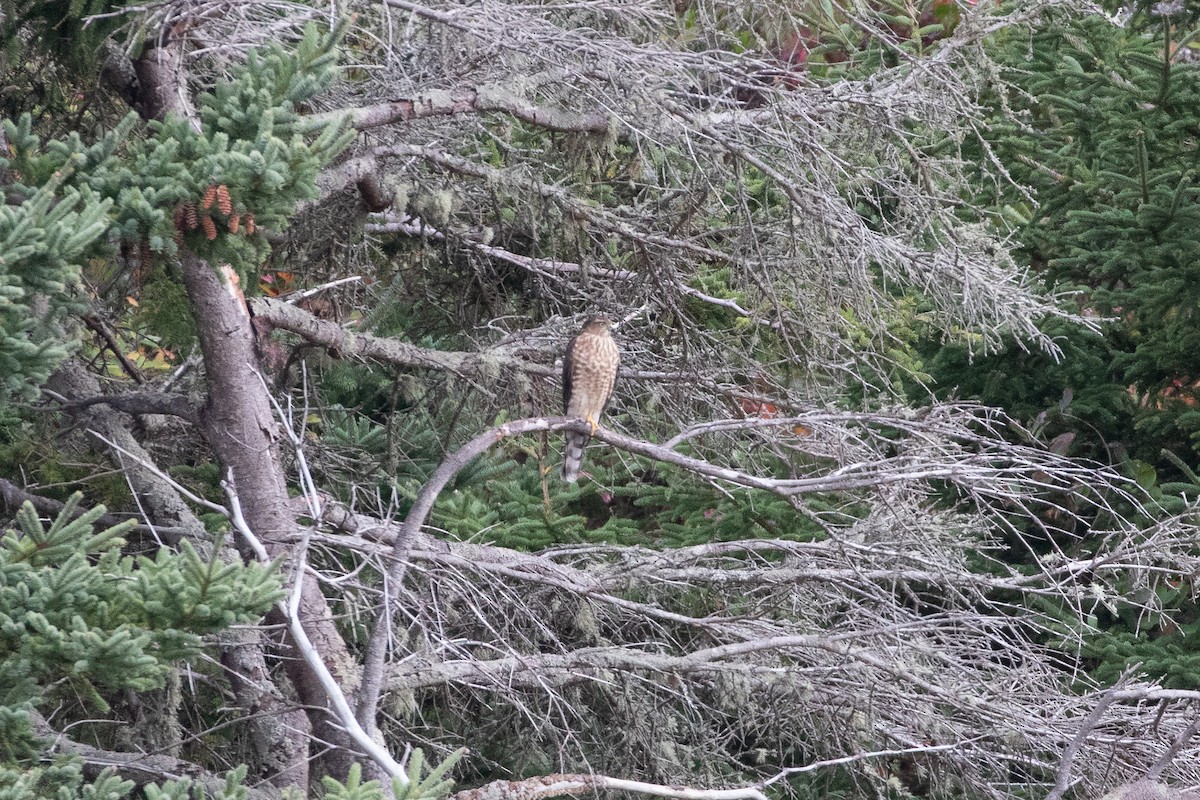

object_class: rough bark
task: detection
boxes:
[218,638,310,786]
[130,25,370,786]
[63,390,198,421]
[176,243,367,785]
[133,32,199,130]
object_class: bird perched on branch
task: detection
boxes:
[561,316,620,482]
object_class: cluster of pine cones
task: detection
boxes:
[172,184,255,243]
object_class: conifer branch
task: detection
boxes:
[0,477,192,541]
[128,17,367,784]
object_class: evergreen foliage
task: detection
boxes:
[0,0,130,74]
[10,26,349,293]
[0,761,262,800]
[183,22,354,274]
[322,748,462,800]
[0,22,352,402]
[0,163,110,402]
[0,762,135,800]
[929,10,1200,466]
[911,6,1200,698]
[404,446,830,550]
[0,494,280,794]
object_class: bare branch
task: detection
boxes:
[251,297,750,390]
[61,391,200,423]
[365,213,638,281]
[351,406,1142,741]
[308,85,610,134]
[1147,706,1200,782]
[372,142,736,265]
[81,313,145,384]
[760,739,988,784]
[31,711,282,800]
[250,296,556,378]
[450,773,768,800]
[225,476,409,784]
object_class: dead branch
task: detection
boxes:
[365,213,638,281]
[82,313,145,383]
[0,477,152,532]
[1147,706,1200,782]
[251,296,556,378]
[372,143,737,265]
[760,740,987,784]
[227,477,409,784]
[307,85,610,134]
[350,407,1140,733]
[60,391,200,423]
[249,297,758,394]
[383,630,924,693]
[315,496,1199,638]
[31,711,282,800]
[450,773,767,800]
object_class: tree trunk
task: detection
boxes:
[132,29,370,786]
[178,237,366,786]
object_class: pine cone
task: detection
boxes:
[172,202,186,232]
[228,213,241,234]
[184,203,198,230]
[201,184,217,210]
[245,213,256,235]
[201,215,218,240]
[216,184,233,216]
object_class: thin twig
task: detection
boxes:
[760,738,987,785]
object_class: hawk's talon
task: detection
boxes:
[586,413,600,435]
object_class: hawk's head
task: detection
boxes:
[581,316,614,334]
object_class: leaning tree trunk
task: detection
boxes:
[131,31,371,787]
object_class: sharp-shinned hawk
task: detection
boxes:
[561,316,620,482]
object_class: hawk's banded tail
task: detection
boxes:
[562,430,589,482]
